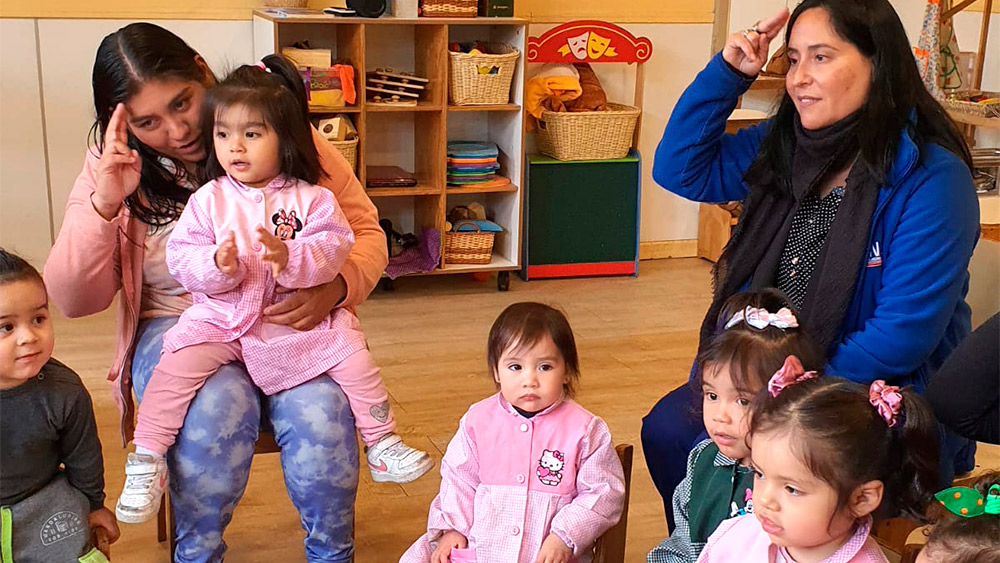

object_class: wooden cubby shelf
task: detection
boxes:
[447,104,521,112]
[366,102,443,112]
[367,185,442,197]
[309,105,361,114]
[447,183,519,194]
[254,12,527,284]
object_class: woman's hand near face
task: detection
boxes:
[722,7,790,77]
[92,103,142,220]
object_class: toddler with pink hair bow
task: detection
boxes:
[649,289,819,563]
[698,372,942,563]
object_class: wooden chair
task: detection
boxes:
[156,430,281,555]
[593,443,634,563]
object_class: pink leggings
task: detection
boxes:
[133,342,395,455]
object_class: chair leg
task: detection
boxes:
[157,498,167,543]
[168,493,177,558]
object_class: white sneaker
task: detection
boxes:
[366,433,433,484]
[115,453,168,524]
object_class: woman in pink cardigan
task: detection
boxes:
[43,23,386,562]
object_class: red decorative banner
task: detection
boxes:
[527,21,653,64]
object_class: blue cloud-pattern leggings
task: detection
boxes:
[131,316,359,563]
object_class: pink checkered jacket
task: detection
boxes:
[163,174,365,395]
[697,514,887,563]
[400,394,626,563]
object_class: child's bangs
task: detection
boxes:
[212,88,271,128]
[698,333,776,394]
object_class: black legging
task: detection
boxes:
[926,313,1000,445]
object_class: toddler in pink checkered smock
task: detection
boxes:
[114,55,431,525]
[401,302,626,563]
[698,372,942,563]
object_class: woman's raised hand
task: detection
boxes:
[93,103,141,220]
[722,7,790,77]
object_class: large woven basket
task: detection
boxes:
[535,103,641,160]
[444,222,496,264]
[945,90,1000,119]
[449,44,520,105]
[421,0,477,17]
[330,137,358,173]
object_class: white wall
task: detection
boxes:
[0,20,51,267]
[0,19,253,269]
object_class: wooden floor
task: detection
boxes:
[52,258,998,562]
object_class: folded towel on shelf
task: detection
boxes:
[525,63,582,119]
[563,63,607,112]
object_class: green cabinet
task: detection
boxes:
[521,151,641,279]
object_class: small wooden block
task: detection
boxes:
[369,77,425,90]
[373,70,429,83]
[366,85,420,98]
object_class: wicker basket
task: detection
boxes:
[263,0,308,7]
[535,103,641,161]
[448,44,520,105]
[421,0,477,17]
[444,222,496,264]
[330,137,358,173]
[945,90,1000,119]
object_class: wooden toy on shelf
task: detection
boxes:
[366,68,428,106]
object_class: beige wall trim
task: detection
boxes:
[4,0,715,22]
[710,0,731,54]
[639,239,698,260]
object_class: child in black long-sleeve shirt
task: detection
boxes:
[0,248,119,562]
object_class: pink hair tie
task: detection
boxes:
[255,61,271,73]
[869,380,903,427]
[767,355,818,397]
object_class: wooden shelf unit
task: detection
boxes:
[254,11,528,281]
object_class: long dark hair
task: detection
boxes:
[91,22,213,227]
[744,0,972,189]
[696,288,819,393]
[751,377,940,521]
[203,54,321,185]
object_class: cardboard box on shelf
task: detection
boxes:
[281,47,331,69]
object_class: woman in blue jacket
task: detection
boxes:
[642,0,979,531]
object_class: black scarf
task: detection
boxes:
[699,112,881,362]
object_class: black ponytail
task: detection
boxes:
[883,387,940,519]
[203,54,321,185]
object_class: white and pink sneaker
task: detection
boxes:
[115,453,168,524]
[366,433,433,484]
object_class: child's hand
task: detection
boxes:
[256,225,288,278]
[432,530,467,563]
[89,507,121,547]
[535,533,572,563]
[215,231,239,275]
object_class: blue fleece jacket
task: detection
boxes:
[655,53,979,391]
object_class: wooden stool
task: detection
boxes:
[593,443,634,563]
[156,431,281,556]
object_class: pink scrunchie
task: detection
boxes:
[869,380,903,427]
[767,355,818,397]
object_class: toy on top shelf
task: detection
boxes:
[366,67,429,106]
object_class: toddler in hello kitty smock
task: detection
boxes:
[401,302,626,563]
